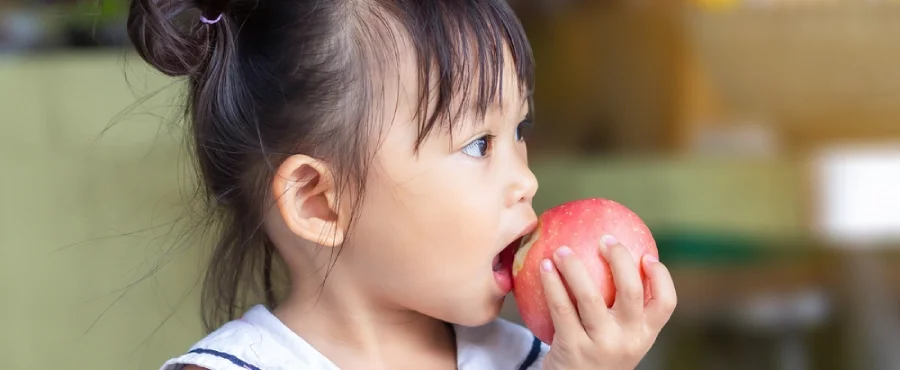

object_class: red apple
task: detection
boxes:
[511,198,658,344]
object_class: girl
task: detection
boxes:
[127,0,677,369]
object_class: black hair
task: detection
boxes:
[127,0,535,333]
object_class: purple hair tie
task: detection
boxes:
[200,13,223,25]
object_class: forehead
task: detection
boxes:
[357,2,534,140]
[382,36,532,139]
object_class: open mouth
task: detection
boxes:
[493,236,525,273]
[492,222,539,293]
[491,235,526,293]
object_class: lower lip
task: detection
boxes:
[493,245,516,294]
[494,267,513,294]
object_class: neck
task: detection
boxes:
[273,264,457,368]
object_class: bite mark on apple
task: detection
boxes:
[512,221,541,277]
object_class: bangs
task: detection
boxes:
[361,1,535,149]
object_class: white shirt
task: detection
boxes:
[161,305,549,370]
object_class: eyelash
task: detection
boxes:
[461,119,533,158]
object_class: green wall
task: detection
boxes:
[1,52,203,369]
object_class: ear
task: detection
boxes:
[272,155,346,247]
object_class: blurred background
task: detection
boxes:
[4,0,900,369]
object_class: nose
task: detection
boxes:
[506,158,539,208]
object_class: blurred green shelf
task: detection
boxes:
[654,231,773,266]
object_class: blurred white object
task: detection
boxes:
[733,289,830,332]
[731,289,830,370]
[814,144,900,370]
[690,120,781,158]
[814,144,900,247]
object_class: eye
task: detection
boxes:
[461,135,494,158]
[515,119,534,142]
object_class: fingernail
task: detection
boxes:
[555,246,573,258]
[541,259,554,272]
[600,235,617,247]
[644,255,659,264]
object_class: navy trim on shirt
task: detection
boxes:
[517,336,543,370]
[188,348,262,370]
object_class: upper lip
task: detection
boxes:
[504,219,539,253]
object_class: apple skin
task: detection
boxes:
[511,198,658,345]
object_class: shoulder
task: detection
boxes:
[159,305,338,370]
[455,318,550,370]
[159,318,274,370]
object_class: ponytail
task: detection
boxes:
[127,0,230,77]
[127,0,277,332]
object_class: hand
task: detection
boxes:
[540,236,677,370]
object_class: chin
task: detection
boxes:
[454,294,506,327]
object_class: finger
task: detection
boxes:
[551,246,611,336]
[540,257,588,341]
[642,255,677,330]
[601,236,645,324]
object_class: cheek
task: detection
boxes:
[405,170,500,250]
[393,180,498,265]
[353,141,505,284]
[353,167,500,280]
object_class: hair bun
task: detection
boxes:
[127,0,225,77]
[195,0,230,19]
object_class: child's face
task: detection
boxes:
[343,46,539,326]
